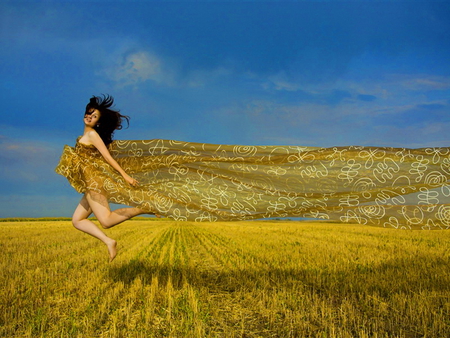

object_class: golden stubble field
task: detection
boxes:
[1,219,449,338]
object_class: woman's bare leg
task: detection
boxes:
[85,191,147,229]
[72,196,117,261]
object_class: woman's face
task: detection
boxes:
[84,109,101,128]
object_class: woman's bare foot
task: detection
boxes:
[106,239,117,262]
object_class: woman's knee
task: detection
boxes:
[72,217,83,230]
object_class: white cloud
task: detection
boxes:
[100,48,235,89]
[102,51,176,88]
[184,67,233,87]
[262,72,302,92]
[393,74,450,91]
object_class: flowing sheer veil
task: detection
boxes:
[105,139,450,229]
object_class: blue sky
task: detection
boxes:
[1,1,450,217]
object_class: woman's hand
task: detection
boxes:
[123,173,139,187]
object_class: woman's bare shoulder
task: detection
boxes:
[79,130,100,145]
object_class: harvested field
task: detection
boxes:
[1,220,449,337]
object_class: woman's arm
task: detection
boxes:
[86,131,138,186]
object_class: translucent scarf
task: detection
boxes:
[105,140,450,229]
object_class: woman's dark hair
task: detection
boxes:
[85,94,130,146]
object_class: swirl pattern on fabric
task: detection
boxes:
[55,138,450,229]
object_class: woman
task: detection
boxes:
[56,95,157,262]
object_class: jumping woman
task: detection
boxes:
[56,95,158,262]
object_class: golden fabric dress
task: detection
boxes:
[55,138,450,229]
